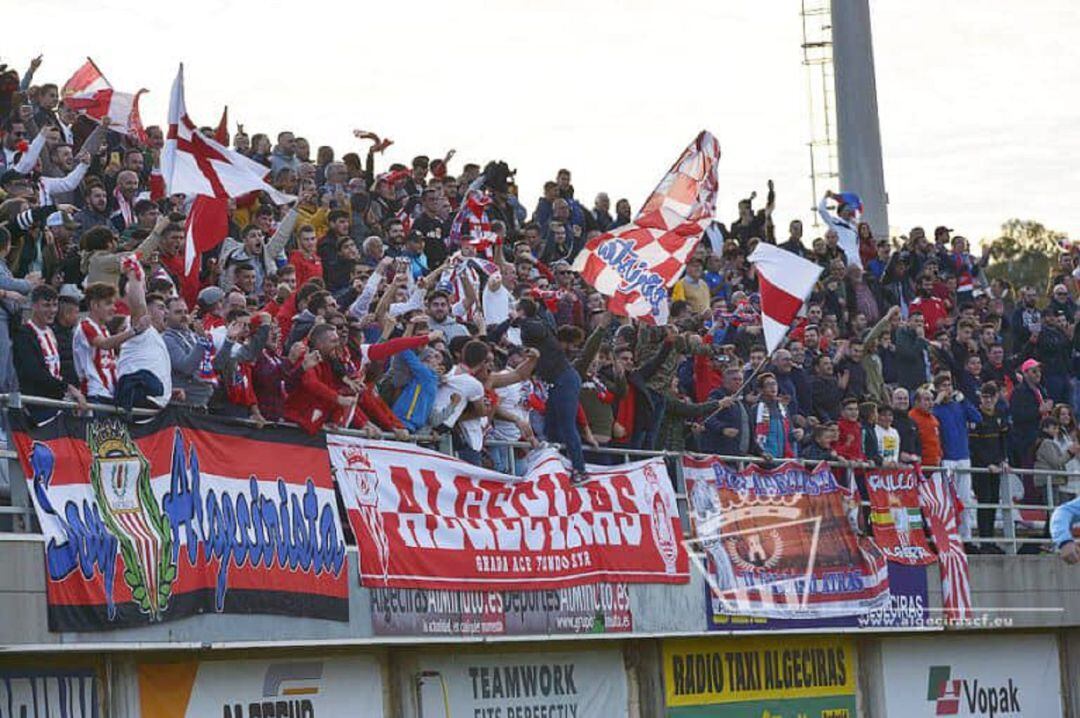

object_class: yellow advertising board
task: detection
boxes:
[663,635,857,717]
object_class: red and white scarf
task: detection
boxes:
[113,187,136,228]
[30,321,61,380]
[754,400,793,458]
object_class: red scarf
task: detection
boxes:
[30,321,61,379]
[113,187,135,227]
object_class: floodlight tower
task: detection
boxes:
[801,0,889,237]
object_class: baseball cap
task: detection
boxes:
[1020,359,1041,373]
[197,286,225,306]
[58,284,84,302]
[46,211,79,230]
[934,226,953,236]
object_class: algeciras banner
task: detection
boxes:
[865,467,936,565]
[683,456,889,619]
[138,656,382,718]
[11,411,349,631]
[328,438,689,590]
[414,649,628,718]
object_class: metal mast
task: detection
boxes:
[800,0,839,228]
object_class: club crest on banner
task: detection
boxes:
[337,446,390,582]
[88,420,175,620]
[684,456,889,619]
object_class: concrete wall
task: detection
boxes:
[3,538,1079,649]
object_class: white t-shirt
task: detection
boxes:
[117,327,172,408]
[491,380,530,441]
[483,285,521,346]
[875,425,901,464]
[73,317,117,398]
[433,366,486,449]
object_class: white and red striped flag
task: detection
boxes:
[748,242,823,354]
[61,58,147,143]
[573,131,720,324]
[918,469,973,620]
[162,65,292,301]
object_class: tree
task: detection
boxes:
[983,219,1069,292]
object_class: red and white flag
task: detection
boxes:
[748,242,822,353]
[918,470,973,620]
[61,58,148,142]
[162,65,292,297]
[162,65,291,205]
[573,131,720,324]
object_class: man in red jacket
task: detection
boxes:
[284,323,433,434]
[835,397,866,462]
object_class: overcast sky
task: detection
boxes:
[8,1,1079,244]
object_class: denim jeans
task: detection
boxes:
[115,370,164,412]
[545,368,585,473]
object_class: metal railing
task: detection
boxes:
[485,440,1074,556]
[0,393,1074,555]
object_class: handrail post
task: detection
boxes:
[1001,469,1016,555]
[1045,470,1056,551]
[672,455,691,538]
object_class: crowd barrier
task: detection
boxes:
[0,392,1073,556]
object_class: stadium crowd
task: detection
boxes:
[0,56,1078,554]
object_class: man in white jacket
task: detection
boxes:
[817,190,861,268]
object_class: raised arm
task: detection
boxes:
[41,154,91,195]
[265,207,299,257]
[347,263,387,318]
[13,127,48,174]
[817,193,838,229]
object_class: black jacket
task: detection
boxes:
[1009,380,1044,450]
[520,316,571,383]
[892,411,923,461]
[969,410,1009,468]
[13,322,67,399]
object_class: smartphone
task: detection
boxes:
[109,151,121,166]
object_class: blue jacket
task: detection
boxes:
[392,350,438,431]
[1050,496,1080,547]
[933,398,982,461]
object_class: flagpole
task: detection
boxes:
[700,320,798,424]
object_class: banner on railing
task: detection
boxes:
[328,438,689,590]
[865,466,936,566]
[683,456,889,619]
[708,561,931,631]
[11,411,349,632]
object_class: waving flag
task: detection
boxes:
[213,105,229,145]
[162,65,292,205]
[163,65,292,300]
[448,175,497,255]
[748,242,823,353]
[573,131,720,324]
[919,470,973,620]
[61,58,147,142]
[834,191,863,215]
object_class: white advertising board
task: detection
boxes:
[139,656,383,717]
[413,648,628,718]
[881,634,1061,717]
